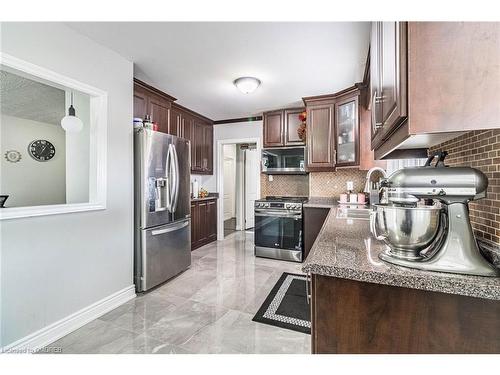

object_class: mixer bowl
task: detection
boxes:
[370,204,443,258]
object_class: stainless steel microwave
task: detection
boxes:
[261,146,307,175]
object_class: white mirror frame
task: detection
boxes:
[0,53,108,220]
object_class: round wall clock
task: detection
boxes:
[28,140,56,162]
[4,150,22,163]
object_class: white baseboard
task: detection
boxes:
[2,285,136,353]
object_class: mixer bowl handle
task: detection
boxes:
[370,210,386,241]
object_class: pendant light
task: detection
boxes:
[61,92,83,133]
[233,77,261,94]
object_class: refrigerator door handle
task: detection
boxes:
[167,143,176,213]
[171,143,180,212]
[151,220,189,236]
[165,144,173,212]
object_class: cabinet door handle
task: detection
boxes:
[371,92,383,130]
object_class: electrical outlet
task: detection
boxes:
[347,181,354,191]
[268,175,273,182]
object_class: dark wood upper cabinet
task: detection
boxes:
[284,108,306,146]
[148,94,170,134]
[169,105,182,137]
[370,22,408,150]
[203,124,213,173]
[263,110,284,147]
[263,108,305,147]
[335,94,359,167]
[305,102,335,170]
[133,80,174,134]
[133,86,149,121]
[133,79,214,175]
[192,120,205,172]
[370,22,500,159]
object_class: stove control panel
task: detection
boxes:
[255,202,271,208]
[254,201,303,210]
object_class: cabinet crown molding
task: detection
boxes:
[302,85,361,105]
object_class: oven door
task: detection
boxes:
[254,210,303,251]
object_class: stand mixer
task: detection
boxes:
[370,151,499,277]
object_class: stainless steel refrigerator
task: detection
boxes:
[134,128,191,292]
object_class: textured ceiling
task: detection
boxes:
[68,22,370,120]
[0,70,66,125]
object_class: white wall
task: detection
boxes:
[0,23,134,347]
[0,115,66,207]
[203,120,263,192]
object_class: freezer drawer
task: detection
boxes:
[135,219,191,292]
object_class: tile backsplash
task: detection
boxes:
[260,174,309,197]
[260,168,367,199]
[309,169,367,198]
[430,130,500,246]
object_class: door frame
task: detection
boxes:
[216,137,261,241]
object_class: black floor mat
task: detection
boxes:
[252,272,311,334]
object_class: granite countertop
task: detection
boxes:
[303,197,338,208]
[191,193,219,202]
[302,204,500,301]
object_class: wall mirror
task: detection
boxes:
[0,53,107,220]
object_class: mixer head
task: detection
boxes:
[381,151,488,205]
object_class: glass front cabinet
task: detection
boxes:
[335,94,359,167]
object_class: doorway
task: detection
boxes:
[217,138,261,240]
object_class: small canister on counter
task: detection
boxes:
[357,192,366,205]
[349,193,358,203]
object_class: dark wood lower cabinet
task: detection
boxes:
[191,199,217,250]
[310,275,500,353]
[303,207,330,259]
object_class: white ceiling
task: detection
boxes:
[68,22,370,121]
[0,70,65,125]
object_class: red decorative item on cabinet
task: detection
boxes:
[297,110,307,141]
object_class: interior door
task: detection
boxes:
[223,157,236,220]
[244,148,259,229]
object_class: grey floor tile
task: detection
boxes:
[178,309,310,354]
[144,299,229,345]
[45,231,310,354]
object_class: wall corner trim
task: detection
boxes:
[1,285,136,353]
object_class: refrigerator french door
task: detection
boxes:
[134,128,191,292]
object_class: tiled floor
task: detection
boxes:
[49,232,311,354]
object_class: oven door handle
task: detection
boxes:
[255,211,302,219]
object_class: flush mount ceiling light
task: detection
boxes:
[60,92,83,133]
[233,77,261,94]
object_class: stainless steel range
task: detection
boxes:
[254,196,307,262]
